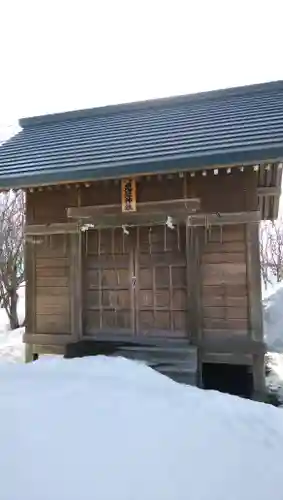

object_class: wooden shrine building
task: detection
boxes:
[0,81,283,399]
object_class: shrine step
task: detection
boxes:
[64,337,198,386]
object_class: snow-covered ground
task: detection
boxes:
[0,281,283,402]
[0,283,282,498]
[0,355,283,500]
[0,283,25,362]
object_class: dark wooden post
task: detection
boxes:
[186,225,203,384]
[25,237,37,362]
[69,231,83,341]
[246,221,265,400]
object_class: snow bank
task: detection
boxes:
[0,356,283,500]
[0,327,24,362]
[0,283,25,362]
[263,280,283,352]
[266,352,283,395]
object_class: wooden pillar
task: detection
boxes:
[25,237,37,363]
[186,225,203,385]
[246,222,265,400]
[69,231,83,341]
[24,344,33,363]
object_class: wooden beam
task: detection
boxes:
[76,213,193,228]
[25,222,80,236]
[197,336,266,355]
[186,226,203,347]
[245,222,266,399]
[69,232,83,341]
[202,352,252,366]
[187,211,260,227]
[257,186,281,197]
[33,344,65,356]
[25,237,36,360]
[24,333,195,347]
[245,223,264,342]
[274,163,283,219]
[23,333,73,345]
[24,344,34,363]
[67,198,200,220]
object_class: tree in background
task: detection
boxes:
[0,190,25,329]
[260,217,283,289]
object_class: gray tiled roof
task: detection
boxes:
[1,81,283,188]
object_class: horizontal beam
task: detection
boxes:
[24,332,195,347]
[24,333,73,345]
[201,352,252,365]
[25,331,266,355]
[67,198,200,220]
[77,213,190,228]
[25,222,80,236]
[187,211,260,226]
[33,344,65,356]
[257,186,281,197]
[195,333,266,355]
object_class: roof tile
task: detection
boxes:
[1,81,283,188]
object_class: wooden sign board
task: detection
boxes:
[121,179,137,212]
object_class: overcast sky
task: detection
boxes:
[0,0,282,134]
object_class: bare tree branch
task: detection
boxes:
[0,190,25,329]
[259,217,283,289]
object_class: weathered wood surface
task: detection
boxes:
[25,171,264,387]
[245,223,263,341]
[186,226,202,344]
[83,225,188,338]
[24,333,72,345]
[245,221,265,398]
[201,224,249,339]
[188,211,260,226]
[67,198,200,220]
[25,222,79,235]
[84,228,133,335]
[25,238,36,335]
[257,186,281,197]
[26,170,258,225]
[35,234,71,335]
[70,232,83,340]
[135,226,188,337]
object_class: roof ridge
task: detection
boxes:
[20,80,283,128]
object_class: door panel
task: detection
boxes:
[135,225,188,337]
[83,228,134,335]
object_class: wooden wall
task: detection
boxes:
[35,234,71,334]
[201,224,248,341]
[25,168,261,358]
[26,167,258,224]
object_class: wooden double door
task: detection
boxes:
[84,225,188,338]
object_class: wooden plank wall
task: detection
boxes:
[26,168,258,223]
[201,224,248,342]
[35,234,71,334]
[26,190,76,339]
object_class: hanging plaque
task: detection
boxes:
[121,178,137,212]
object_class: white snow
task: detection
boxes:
[263,281,283,402]
[0,283,281,498]
[263,280,283,352]
[266,352,283,395]
[0,283,25,362]
[0,355,282,500]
